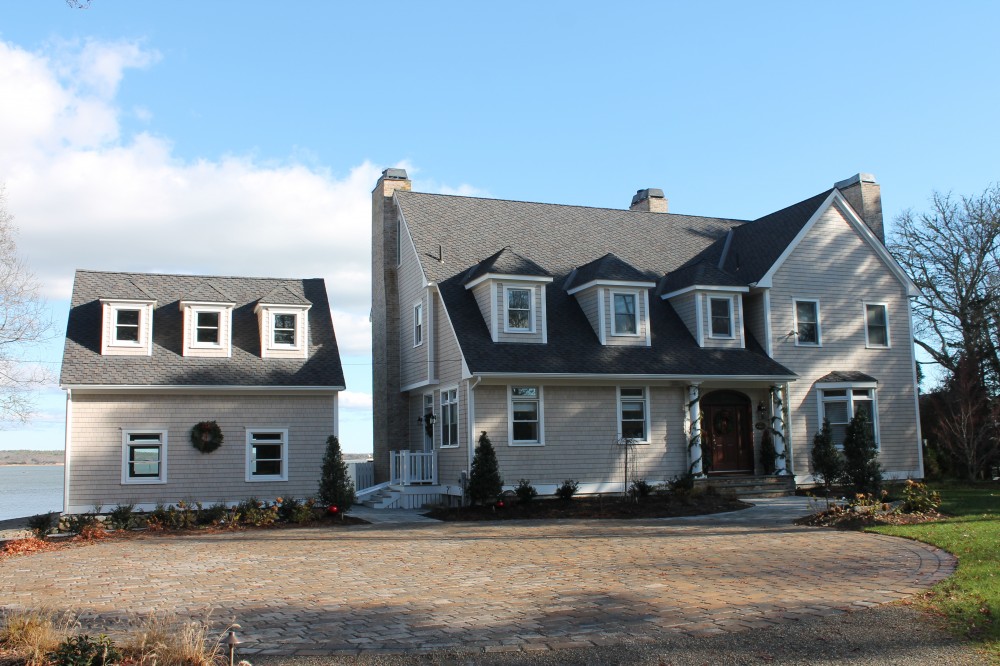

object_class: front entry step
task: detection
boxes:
[705,475,796,498]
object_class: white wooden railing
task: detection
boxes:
[390,450,437,485]
[346,460,375,491]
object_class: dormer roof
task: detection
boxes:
[564,253,653,294]
[659,260,748,298]
[463,247,551,288]
[184,282,232,304]
[99,278,156,302]
[257,284,312,307]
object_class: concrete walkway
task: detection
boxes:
[0,498,954,657]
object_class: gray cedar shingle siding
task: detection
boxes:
[61,270,345,387]
[395,191,795,378]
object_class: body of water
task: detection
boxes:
[0,466,63,521]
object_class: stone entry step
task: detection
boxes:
[705,475,796,498]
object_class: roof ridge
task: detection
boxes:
[75,269,324,282]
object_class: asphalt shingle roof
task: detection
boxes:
[817,371,878,384]
[395,191,813,378]
[463,247,551,285]
[661,260,744,294]
[565,253,650,291]
[60,270,345,388]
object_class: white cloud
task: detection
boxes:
[339,391,373,410]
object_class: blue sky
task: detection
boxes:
[0,1,998,453]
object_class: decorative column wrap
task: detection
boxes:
[770,384,789,475]
[687,384,705,478]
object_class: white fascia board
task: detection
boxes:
[401,378,440,392]
[179,300,236,309]
[428,281,472,381]
[395,199,432,290]
[814,381,878,389]
[472,372,797,383]
[62,384,344,393]
[465,273,554,290]
[253,303,312,313]
[718,228,734,269]
[754,191,920,296]
[100,298,156,305]
[660,284,750,300]
[566,279,656,296]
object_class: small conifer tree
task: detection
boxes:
[841,411,882,495]
[467,431,503,506]
[810,418,844,503]
[318,435,355,514]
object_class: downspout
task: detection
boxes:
[467,375,482,473]
[63,389,72,515]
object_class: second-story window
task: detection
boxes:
[273,313,297,345]
[613,293,638,335]
[795,300,820,346]
[506,287,533,332]
[709,297,733,338]
[413,303,423,347]
[441,388,458,448]
[115,309,141,343]
[865,303,889,348]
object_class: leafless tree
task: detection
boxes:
[890,186,1000,384]
[0,186,52,424]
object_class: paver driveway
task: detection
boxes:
[0,499,954,656]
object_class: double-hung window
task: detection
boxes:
[613,292,638,335]
[122,430,166,484]
[820,388,877,448]
[114,309,141,343]
[618,387,648,442]
[273,314,297,346]
[709,297,733,338]
[864,303,889,348]
[505,287,533,332]
[510,386,543,445]
[795,300,820,345]
[413,302,424,347]
[441,388,458,448]
[195,311,221,345]
[246,429,288,481]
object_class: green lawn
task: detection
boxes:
[868,483,999,658]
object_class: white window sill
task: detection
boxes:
[509,441,544,447]
[246,476,288,483]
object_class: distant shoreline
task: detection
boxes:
[0,462,63,467]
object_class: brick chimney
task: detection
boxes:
[835,173,883,243]
[371,168,411,483]
[629,188,669,213]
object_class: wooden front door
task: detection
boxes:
[702,391,754,474]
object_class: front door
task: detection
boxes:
[702,391,754,474]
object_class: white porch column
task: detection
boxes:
[687,383,705,478]
[770,384,789,475]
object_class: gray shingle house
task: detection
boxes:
[59,271,344,513]
[369,169,922,507]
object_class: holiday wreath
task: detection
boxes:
[191,420,224,453]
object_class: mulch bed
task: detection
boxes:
[425,493,750,521]
[795,506,945,530]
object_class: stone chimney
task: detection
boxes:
[371,168,411,483]
[835,173,883,243]
[629,188,669,213]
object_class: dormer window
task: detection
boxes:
[709,297,734,338]
[505,287,533,332]
[273,313,297,345]
[115,309,141,343]
[255,301,311,359]
[612,292,638,335]
[180,299,235,358]
[101,299,156,356]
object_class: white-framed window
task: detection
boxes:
[864,303,890,348]
[272,313,298,346]
[413,302,424,347]
[819,387,878,449]
[509,385,543,445]
[192,309,223,347]
[709,296,734,338]
[794,299,821,346]
[246,429,289,481]
[121,430,167,484]
[504,286,534,332]
[618,387,649,443]
[612,291,639,336]
[440,388,459,448]
[114,308,142,344]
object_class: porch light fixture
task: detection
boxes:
[757,401,767,419]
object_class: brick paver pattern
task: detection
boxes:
[0,518,954,656]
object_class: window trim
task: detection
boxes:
[708,295,735,340]
[794,298,822,347]
[191,306,226,349]
[413,301,424,347]
[121,429,167,485]
[503,285,535,333]
[508,385,544,446]
[112,307,143,346]
[816,382,879,450]
[245,428,289,482]
[610,290,641,337]
[617,386,650,444]
[863,302,891,349]
[440,387,459,449]
[271,311,300,348]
